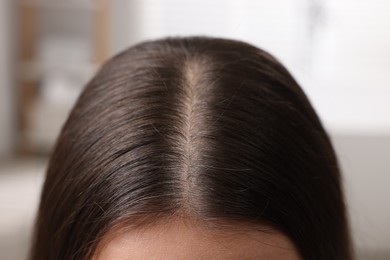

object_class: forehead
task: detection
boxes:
[93,218,301,260]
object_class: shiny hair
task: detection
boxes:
[30,36,352,260]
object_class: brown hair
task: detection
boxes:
[30,36,352,260]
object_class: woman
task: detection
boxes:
[30,36,352,260]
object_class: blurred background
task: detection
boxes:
[0,0,389,259]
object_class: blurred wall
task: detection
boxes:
[332,134,390,259]
[0,0,15,158]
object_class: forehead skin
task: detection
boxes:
[93,218,301,260]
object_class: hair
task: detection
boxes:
[30,36,352,260]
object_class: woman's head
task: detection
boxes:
[30,36,352,260]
